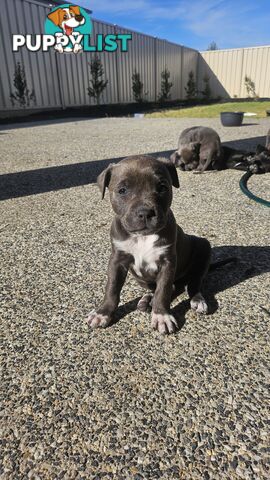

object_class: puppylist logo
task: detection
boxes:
[12,3,132,54]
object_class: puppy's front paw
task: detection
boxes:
[190,293,208,314]
[87,310,111,329]
[151,312,178,334]
[249,163,259,173]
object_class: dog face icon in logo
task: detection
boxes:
[47,4,88,53]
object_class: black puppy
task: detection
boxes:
[249,144,270,173]
[87,156,222,335]
[221,145,254,170]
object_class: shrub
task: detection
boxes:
[185,70,197,100]
[158,67,173,102]
[244,75,257,98]
[132,70,145,103]
[10,62,36,107]
[201,75,211,101]
[87,55,108,105]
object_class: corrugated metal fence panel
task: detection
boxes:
[92,20,118,104]
[54,20,119,107]
[115,26,156,103]
[1,0,196,111]
[199,49,244,98]
[156,40,183,101]
[198,51,231,98]
[240,46,270,98]
[0,0,62,109]
[200,46,270,98]
[181,47,199,99]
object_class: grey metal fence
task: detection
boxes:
[0,0,199,111]
[3,0,267,113]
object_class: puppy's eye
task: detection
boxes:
[157,183,168,194]
[63,14,68,19]
[118,187,127,195]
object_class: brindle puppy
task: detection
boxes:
[87,155,212,335]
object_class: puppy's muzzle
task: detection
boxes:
[136,206,156,221]
[125,204,160,232]
[134,205,158,231]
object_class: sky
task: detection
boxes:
[78,0,270,51]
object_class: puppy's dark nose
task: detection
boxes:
[75,14,84,21]
[137,206,156,220]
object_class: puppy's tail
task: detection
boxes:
[209,257,238,272]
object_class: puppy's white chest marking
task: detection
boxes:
[113,235,169,276]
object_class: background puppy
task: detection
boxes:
[248,144,270,173]
[222,144,270,173]
[170,126,224,172]
[265,128,270,151]
[87,155,212,335]
[221,145,254,170]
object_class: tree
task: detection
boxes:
[185,70,197,100]
[158,67,173,102]
[10,62,36,107]
[201,74,211,101]
[87,55,108,105]
[244,75,257,98]
[207,41,218,50]
[132,70,144,103]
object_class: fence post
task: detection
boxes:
[180,46,184,99]
[114,24,120,104]
[196,51,200,100]
[239,49,245,98]
[154,36,157,102]
[55,54,65,110]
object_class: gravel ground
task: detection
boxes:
[0,117,269,479]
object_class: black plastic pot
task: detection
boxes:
[220,111,244,127]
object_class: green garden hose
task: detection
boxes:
[239,171,270,208]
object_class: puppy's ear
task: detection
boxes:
[70,5,81,16]
[158,157,180,188]
[170,150,180,165]
[47,8,61,26]
[97,163,115,199]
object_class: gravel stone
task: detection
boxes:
[0,117,269,479]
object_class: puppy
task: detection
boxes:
[87,156,212,335]
[221,145,255,170]
[248,145,270,173]
[246,128,270,173]
[170,126,224,172]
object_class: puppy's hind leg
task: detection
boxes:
[193,155,213,173]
